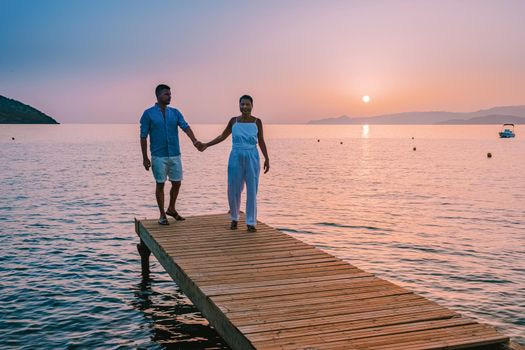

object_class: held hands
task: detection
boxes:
[193,140,208,152]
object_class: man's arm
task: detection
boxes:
[183,126,199,146]
[139,111,151,170]
[177,110,202,149]
[140,138,150,170]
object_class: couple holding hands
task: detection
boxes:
[140,84,269,232]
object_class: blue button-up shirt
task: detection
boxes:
[140,104,190,157]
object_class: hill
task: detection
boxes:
[0,95,59,124]
[309,105,525,125]
[437,114,525,124]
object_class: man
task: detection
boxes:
[140,84,202,225]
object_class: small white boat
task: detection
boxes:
[499,124,515,138]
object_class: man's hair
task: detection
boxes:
[155,84,171,97]
[239,94,253,104]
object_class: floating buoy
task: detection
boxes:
[411,137,414,140]
[413,147,416,151]
[317,139,320,142]
[12,137,15,140]
[340,141,343,144]
[487,152,492,158]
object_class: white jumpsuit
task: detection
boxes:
[228,120,260,226]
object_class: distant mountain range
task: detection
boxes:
[309,105,525,125]
[0,95,59,124]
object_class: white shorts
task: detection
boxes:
[151,156,183,183]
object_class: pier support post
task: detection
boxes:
[137,239,151,276]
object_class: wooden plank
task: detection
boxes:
[193,268,367,285]
[252,317,478,349]
[288,324,508,350]
[181,256,343,272]
[229,298,435,327]
[203,272,374,297]
[183,261,356,279]
[175,249,334,267]
[215,283,406,307]
[210,277,393,302]
[218,288,413,315]
[190,262,358,281]
[154,228,285,241]
[135,214,513,350]
[135,219,255,350]
[237,304,451,334]
[244,309,458,343]
[165,244,321,259]
[201,271,374,294]
[181,250,340,265]
[224,293,424,317]
[161,238,306,252]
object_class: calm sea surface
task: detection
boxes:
[1,124,524,349]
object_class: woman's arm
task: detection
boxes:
[205,117,235,148]
[256,119,270,173]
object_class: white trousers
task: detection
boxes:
[228,148,260,226]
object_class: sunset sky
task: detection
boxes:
[1,0,524,123]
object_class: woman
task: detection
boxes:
[202,95,270,232]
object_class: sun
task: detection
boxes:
[362,95,371,103]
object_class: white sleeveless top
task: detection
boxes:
[232,119,258,150]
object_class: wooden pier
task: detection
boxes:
[135,213,521,350]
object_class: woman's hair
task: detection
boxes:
[239,95,253,104]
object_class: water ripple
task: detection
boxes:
[1,124,524,348]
